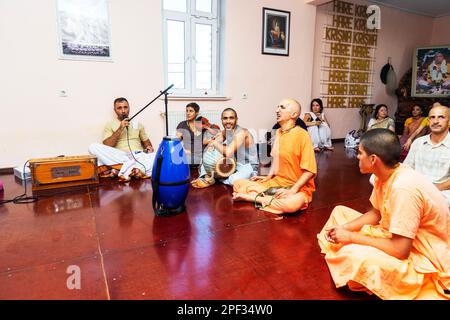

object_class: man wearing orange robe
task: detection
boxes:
[318,128,450,300]
[233,98,317,214]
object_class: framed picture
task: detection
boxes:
[56,0,112,61]
[261,7,290,56]
[411,45,450,97]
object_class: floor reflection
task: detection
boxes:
[33,189,99,215]
[0,142,375,299]
[344,147,358,159]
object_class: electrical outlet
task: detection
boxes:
[58,90,68,97]
[242,93,248,99]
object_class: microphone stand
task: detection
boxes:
[128,84,174,136]
[164,89,169,136]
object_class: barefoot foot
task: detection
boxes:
[232,192,253,202]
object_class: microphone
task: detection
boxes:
[121,114,130,130]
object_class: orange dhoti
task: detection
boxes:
[233,179,311,214]
[233,126,317,214]
[317,205,450,300]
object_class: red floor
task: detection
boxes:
[0,142,378,300]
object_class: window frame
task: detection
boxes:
[162,0,221,97]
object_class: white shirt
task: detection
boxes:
[404,132,450,206]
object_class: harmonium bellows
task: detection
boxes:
[28,155,99,191]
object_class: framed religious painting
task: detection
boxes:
[411,45,450,97]
[261,7,290,56]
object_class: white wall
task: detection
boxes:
[311,0,435,139]
[430,15,450,45]
[0,0,317,169]
[0,0,166,168]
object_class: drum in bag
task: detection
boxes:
[151,136,190,216]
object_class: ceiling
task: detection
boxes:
[367,0,450,17]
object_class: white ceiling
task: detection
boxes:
[367,0,450,17]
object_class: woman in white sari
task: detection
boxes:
[303,98,333,152]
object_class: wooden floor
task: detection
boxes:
[0,142,378,300]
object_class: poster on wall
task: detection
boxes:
[56,0,112,61]
[412,45,450,97]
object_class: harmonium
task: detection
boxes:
[28,155,99,191]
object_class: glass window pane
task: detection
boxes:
[195,23,212,89]
[168,73,185,89]
[163,0,186,12]
[167,20,185,89]
[168,63,184,73]
[196,0,212,13]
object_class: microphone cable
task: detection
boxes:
[0,160,39,205]
[125,121,148,176]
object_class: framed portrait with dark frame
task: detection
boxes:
[411,45,450,97]
[261,7,290,56]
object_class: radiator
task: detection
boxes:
[167,110,222,135]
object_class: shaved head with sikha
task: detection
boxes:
[284,98,301,117]
[276,98,301,126]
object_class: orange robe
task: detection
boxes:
[318,164,450,299]
[234,126,317,214]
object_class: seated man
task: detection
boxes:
[232,98,317,214]
[402,102,449,151]
[89,97,156,181]
[191,108,259,188]
[318,129,450,300]
[404,105,450,206]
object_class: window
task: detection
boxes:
[162,0,222,96]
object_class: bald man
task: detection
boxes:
[404,105,450,206]
[233,98,317,214]
[403,102,449,151]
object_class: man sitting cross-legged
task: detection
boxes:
[318,128,450,300]
[89,97,156,181]
[232,98,317,214]
[191,108,259,188]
